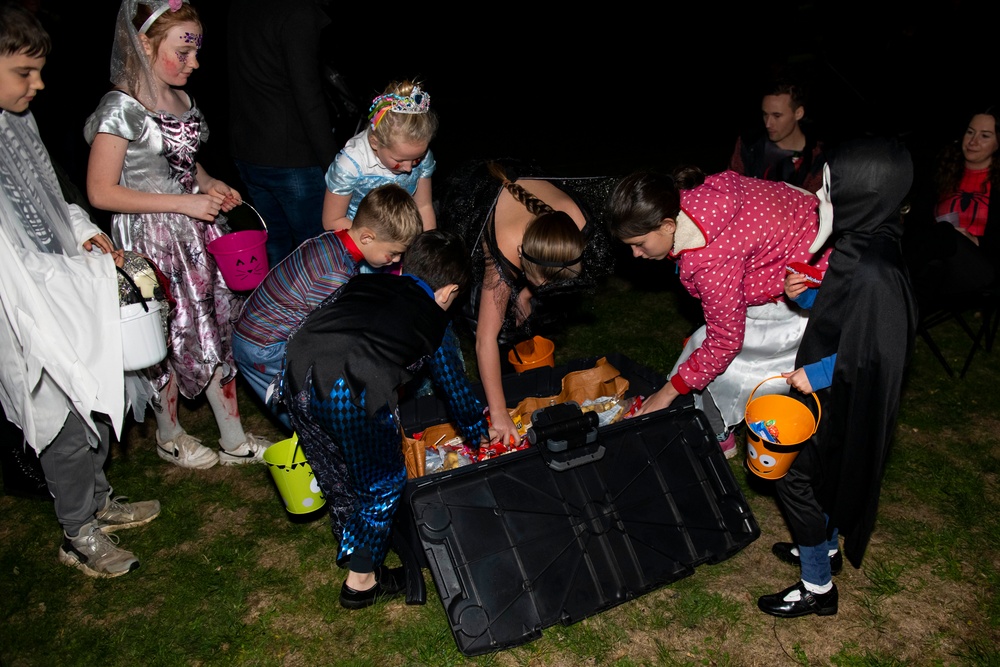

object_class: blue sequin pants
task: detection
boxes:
[301,378,406,570]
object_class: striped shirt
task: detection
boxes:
[234,230,364,346]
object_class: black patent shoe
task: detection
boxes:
[771,542,843,575]
[339,565,406,610]
[757,581,838,618]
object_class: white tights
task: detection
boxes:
[154,367,247,450]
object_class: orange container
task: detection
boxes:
[507,336,556,373]
[744,376,821,480]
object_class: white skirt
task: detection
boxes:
[671,300,809,430]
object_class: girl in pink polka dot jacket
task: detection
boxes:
[608,167,832,458]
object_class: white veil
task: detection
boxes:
[110,0,188,110]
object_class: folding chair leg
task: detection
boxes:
[919,329,956,378]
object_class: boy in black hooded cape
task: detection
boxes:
[758,137,918,618]
[280,230,494,610]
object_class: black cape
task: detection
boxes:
[283,273,448,417]
[794,137,919,568]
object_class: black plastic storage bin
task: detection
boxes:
[393,354,759,657]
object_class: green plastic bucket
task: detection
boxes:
[262,433,325,514]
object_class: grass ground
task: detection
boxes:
[1,264,999,667]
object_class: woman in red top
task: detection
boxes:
[934,109,998,242]
[908,108,999,301]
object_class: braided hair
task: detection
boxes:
[487,162,586,286]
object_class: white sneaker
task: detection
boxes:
[218,433,271,466]
[156,431,219,469]
[96,495,161,532]
[59,521,139,578]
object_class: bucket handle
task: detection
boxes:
[116,266,150,312]
[284,433,300,467]
[239,201,268,233]
[747,375,822,436]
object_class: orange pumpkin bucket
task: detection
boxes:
[744,376,821,480]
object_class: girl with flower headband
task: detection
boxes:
[84,0,271,469]
[323,79,438,232]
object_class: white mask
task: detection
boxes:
[809,163,833,253]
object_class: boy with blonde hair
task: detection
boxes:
[233,183,423,428]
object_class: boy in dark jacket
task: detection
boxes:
[281,230,496,609]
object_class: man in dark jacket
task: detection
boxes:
[227,0,340,266]
[729,80,825,194]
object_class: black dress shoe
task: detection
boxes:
[757,581,838,618]
[771,542,843,575]
[339,565,406,610]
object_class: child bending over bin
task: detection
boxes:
[280,230,497,609]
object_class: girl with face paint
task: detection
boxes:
[83,0,271,470]
[322,79,439,234]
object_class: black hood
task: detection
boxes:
[829,137,913,244]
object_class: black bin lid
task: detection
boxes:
[407,406,759,656]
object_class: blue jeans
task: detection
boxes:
[234,160,327,268]
[799,528,840,586]
[232,333,291,431]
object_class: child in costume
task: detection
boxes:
[322,79,437,232]
[758,137,918,618]
[233,183,423,429]
[85,0,270,469]
[439,159,616,446]
[280,230,496,609]
[0,2,159,577]
[607,167,832,458]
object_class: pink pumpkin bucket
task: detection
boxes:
[207,202,269,291]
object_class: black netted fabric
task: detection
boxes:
[439,158,617,345]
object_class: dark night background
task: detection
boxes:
[25,0,1000,236]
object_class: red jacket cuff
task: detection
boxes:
[670,373,690,395]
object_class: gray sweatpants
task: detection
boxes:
[38,414,111,536]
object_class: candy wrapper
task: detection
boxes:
[424,435,475,474]
[581,395,628,426]
[748,419,781,444]
[622,395,644,419]
[785,261,824,286]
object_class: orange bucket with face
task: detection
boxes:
[507,336,556,373]
[744,376,821,480]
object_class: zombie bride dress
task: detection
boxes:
[84,90,241,398]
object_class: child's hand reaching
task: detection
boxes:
[782,368,813,394]
[489,411,520,448]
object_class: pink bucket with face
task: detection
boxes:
[206,203,269,291]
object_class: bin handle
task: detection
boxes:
[747,375,821,436]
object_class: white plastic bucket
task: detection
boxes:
[120,301,167,371]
